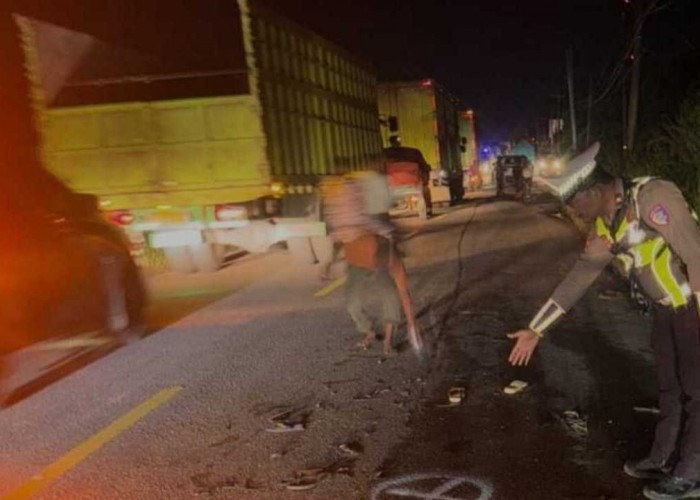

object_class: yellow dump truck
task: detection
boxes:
[21,0,383,272]
[377,80,470,203]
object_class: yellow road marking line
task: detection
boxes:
[3,385,184,500]
[314,277,346,298]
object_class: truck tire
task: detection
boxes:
[287,237,316,265]
[164,247,197,273]
[416,197,428,220]
[190,243,224,273]
[310,235,334,265]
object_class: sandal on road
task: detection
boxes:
[503,380,528,395]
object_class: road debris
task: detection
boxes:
[503,380,528,395]
[448,386,466,404]
[353,387,391,401]
[266,407,311,433]
[633,406,661,415]
[282,458,355,491]
[435,386,466,408]
[282,469,329,491]
[338,441,364,457]
[559,410,589,439]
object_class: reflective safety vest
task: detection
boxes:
[595,177,693,308]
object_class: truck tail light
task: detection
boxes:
[109,210,135,226]
[214,204,247,221]
[270,182,285,198]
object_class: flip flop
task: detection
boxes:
[503,380,528,395]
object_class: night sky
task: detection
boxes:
[14,0,700,142]
[270,0,698,142]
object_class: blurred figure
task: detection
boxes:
[322,169,422,355]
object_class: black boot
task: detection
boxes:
[624,457,671,479]
[643,476,700,500]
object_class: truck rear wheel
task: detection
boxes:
[287,237,316,265]
[164,247,197,273]
[416,197,428,220]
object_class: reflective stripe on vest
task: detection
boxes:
[651,240,688,308]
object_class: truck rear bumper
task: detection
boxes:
[141,219,325,254]
[210,219,326,254]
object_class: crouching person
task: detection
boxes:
[322,169,422,356]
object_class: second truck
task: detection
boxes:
[377,79,477,204]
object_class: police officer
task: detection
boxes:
[508,142,700,500]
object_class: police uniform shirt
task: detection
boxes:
[529,179,700,336]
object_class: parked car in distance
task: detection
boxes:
[536,155,564,178]
[495,155,533,201]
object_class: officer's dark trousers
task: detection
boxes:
[650,302,700,480]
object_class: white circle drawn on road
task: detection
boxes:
[371,472,494,500]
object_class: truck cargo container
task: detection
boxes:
[377,80,465,203]
[21,0,384,272]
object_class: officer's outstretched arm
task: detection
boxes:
[507,234,613,365]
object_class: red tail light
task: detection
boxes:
[109,210,135,226]
[215,204,247,221]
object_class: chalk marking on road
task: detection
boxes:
[3,385,184,500]
[314,277,346,298]
[371,473,493,500]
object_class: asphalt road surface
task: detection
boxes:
[0,192,662,499]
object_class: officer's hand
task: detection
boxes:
[507,329,540,366]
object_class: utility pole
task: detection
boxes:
[626,20,643,152]
[566,47,578,152]
[625,0,659,153]
[586,76,593,147]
